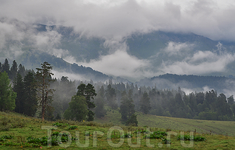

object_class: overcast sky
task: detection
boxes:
[1,0,235,80]
[1,0,235,41]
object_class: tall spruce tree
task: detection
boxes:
[18,64,26,78]
[24,72,37,117]
[13,73,24,113]
[2,59,10,75]
[36,62,54,121]
[10,60,18,80]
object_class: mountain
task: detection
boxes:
[2,22,235,81]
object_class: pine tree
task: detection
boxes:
[13,73,24,113]
[36,62,54,121]
[18,64,26,78]
[2,59,10,75]
[10,60,18,80]
[24,72,37,117]
[228,95,234,105]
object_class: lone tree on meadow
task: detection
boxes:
[36,62,54,121]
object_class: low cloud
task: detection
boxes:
[164,42,194,56]
[64,49,152,79]
[158,42,235,75]
[0,20,69,60]
[52,70,88,81]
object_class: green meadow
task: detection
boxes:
[1,111,235,149]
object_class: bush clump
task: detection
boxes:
[177,135,206,141]
[68,125,78,130]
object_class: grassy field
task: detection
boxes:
[0,111,235,149]
[95,109,235,136]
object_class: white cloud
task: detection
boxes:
[52,70,88,81]
[164,42,193,56]
[64,49,152,79]
[160,50,235,75]
[0,20,70,60]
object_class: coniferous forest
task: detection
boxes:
[1,59,235,127]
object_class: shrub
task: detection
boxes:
[144,130,167,139]
[53,122,69,127]
[177,135,206,141]
[68,125,78,130]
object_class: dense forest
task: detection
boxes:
[0,59,235,127]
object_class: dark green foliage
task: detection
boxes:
[9,60,17,80]
[52,122,69,127]
[13,73,24,113]
[23,72,37,117]
[2,59,10,75]
[18,64,26,78]
[27,131,77,146]
[216,93,233,117]
[177,135,206,141]
[68,125,78,130]
[198,111,218,120]
[228,95,234,105]
[0,72,16,111]
[126,114,138,126]
[0,135,14,142]
[76,83,97,121]
[144,130,167,139]
[12,72,37,117]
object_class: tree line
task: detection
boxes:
[1,59,235,126]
